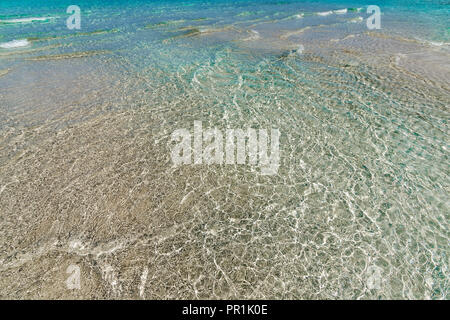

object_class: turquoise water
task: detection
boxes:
[0,1,448,71]
[0,1,448,299]
[0,1,448,47]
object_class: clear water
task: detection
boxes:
[0,1,448,299]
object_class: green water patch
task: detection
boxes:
[26,28,119,42]
[74,29,119,36]
[164,25,236,43]
[163,28,202,42]
[26,35,61,42]
[180,28,202,36]
[145,20,186,29]
[145,18,209,29]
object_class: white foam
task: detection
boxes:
[0,17,52,23]
[0,39,30,49]
[241,29,260,41]
[248,29,260,39]
[280,26,311,40]
[428,41,445,47]
[295,13,304,19]
[317,11,333,16]
[348,17,363,23]
[334,9,348,14]
[296,44,304,55]
[413,37,449,47]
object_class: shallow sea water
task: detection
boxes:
[0,1,449,299]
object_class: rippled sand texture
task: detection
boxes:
[0,2,449,299]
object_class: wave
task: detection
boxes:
[412,38,450,48]
[330,34,357,42]
[0,44,61,58]
[280,27,311,40]
[425,41,448,47]
[348,17,364,23]
[333,9,348,15]
[0,16,55,24]
[367,32,449,49]
[314,8,362,17]
[236,11,255,17]
[316,11,333,16]
[241,29,260,41]
[0,39,30,49]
